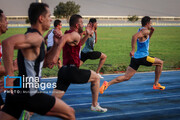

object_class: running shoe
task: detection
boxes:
[91,103,107,113]
[153,83,165,90]
[99,81,108,94]
[97,73,104,79]
[22,110,30,120]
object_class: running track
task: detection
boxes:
[2,71,180,120]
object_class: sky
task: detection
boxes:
[0,0,180,16]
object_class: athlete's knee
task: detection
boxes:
[158,60,163,66]
[101,53,107,60]
[58,106,75,120]
[95,74,100,83]
[52,90,65,99]
[115,75,130,82]
[92,74,100,84]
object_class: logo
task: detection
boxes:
[4,75,22,88]
[4,75,57,91]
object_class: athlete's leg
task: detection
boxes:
[96,53,107,73]
[0,111,17,120]
[52,89,65,99]
[87,70,100,107]
[100,66,136,94]
[46,97,75,120]
[152,58,163,85]
[108,66,136,86]
[88,70,107,112]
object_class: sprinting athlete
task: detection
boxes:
[44,19,62,68]
[0,9,18,111]
[52,14,107,113]
[0,3,75,120]
[80,18,107,79]
[100,16,165,94]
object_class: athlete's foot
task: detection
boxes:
[100,81,108,94]
[97,73,104,79]
[153,83,165,90]
[22,110,31,120]
[91,103,107,113]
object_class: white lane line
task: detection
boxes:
[70,94,180,107]
[40,70,180,80]
[65,84,180,96]
[77,107,180,120]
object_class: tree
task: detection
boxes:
[54,1,80,22]
[128,15,139,22]
[25,18,30,24]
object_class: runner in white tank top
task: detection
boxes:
[44,19,63,68]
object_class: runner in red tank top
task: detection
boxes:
[53,14,107,113]
[0,9,9,111]
[63,30,81,68]
[0,43,2,65]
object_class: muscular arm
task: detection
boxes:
[130,29,150,57]
[0,59,18,76]
[149,27,155,39]
[0,65,5,76]
[44,32,81,68]
[80,23,93,45]
[44,30,52,46]
[1,33,42,89]
[95,30,97,43]
[2,33,42,76]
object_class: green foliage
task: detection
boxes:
[174,61,180,68]
[54,1,80,22]
[1,27,180,77]
[128,15,139,22]
[25,18,30,24]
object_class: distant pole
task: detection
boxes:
[36,0,42,3]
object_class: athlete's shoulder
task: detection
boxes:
[140,28,150,36]
[26,32,44,45]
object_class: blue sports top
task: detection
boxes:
[134,27,150,59]
[82,32,96,53]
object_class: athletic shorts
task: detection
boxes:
[55,65,91,91]
[129,56,155,70]
[2,92,55,119]
[0,94,4,106]
[80,51,101,62]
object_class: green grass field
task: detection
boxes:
[0,27,180,77]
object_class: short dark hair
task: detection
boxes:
[54,19,61,27]
[0,9,4,21]
[89,18,97,23]
[28,2,49,25]
[141,16,151,26]
[69,14,82,27]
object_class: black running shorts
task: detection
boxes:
[129,56,155,70]
[55,65,91,91]
[2,92,55,119]
[0,94,4,106]
[80,51,101,62]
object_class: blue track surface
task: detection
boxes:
[1,71,180,120]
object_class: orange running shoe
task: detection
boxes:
[153,83,165,90]
[100,81,108,94]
